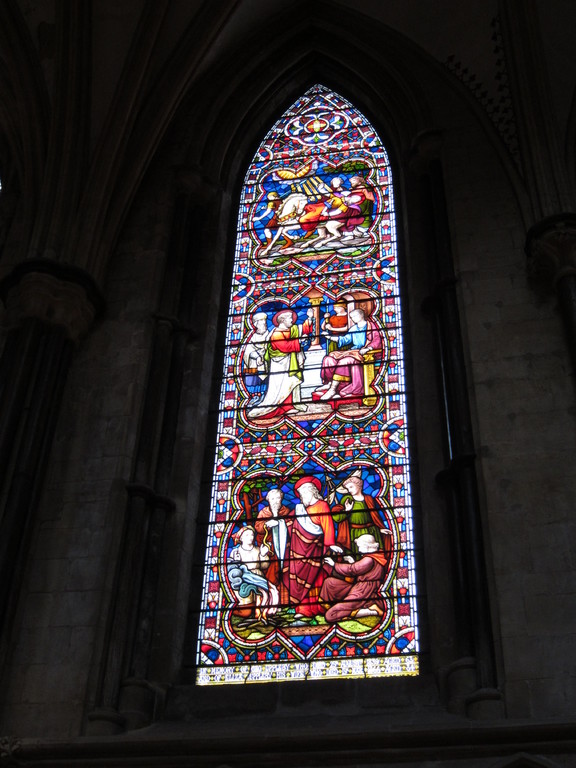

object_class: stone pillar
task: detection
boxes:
[0,259,103,643]
[526,214,576,371]
[309,296,323,347]
[87,484,175,735]
[410,132,503,718]
[87,171,217,735]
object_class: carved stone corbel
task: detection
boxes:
[526,214,576,371]
[526,213,576,290]
[0,259,104,343]
[0,259,104,644]
[0,736,24,767]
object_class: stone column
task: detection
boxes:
[87,170,218,735]
[0,259,103,644]
[410,132,503,718]
[526,214,576,371]
[88,483,175,735]
[302,286,323,348]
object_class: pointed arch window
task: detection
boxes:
[196,85,419,684]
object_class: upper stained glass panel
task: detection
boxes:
[196,85,419,684]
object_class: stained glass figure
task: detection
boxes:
[196,85,419,684]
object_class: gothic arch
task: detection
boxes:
[84,8,510,729]
[193,84,420,685]
[177,19,435,187]
[165,82,501,716]
[163,3,526,220]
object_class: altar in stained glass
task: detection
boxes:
[196,85,419,684]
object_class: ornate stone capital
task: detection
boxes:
[0,259,104,342]
[0,735,23,766]
[526,213,576,292]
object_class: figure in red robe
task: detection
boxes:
[284,476,335,618]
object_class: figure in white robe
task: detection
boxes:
[242,312,270,395]
[227,526,278,621]
[248,308,313,419]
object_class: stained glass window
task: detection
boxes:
[196,85,419,684]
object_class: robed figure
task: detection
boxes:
[254,488,292,605]
[315,308,383,401]
[285,476,335,618]
[321,534,391,623]
[332,469,391,552]
[247,309,313,419]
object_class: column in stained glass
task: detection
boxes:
[196,85,419,684]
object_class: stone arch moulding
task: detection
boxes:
[175,6,526,223]
[83,26,506,732]
[489,753,565,768]
[166,77,503,720]
[189,34,434,189]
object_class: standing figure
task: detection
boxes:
[315,308,382,401]
[255,488,292,605]
[321,534,391,623]
[253,192,282,248]
[285,476,335,619]
[247,309,313,419]
[332,469,392,553]
[242,311,270,397]
[227,526,278,622]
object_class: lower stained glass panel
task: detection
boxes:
[196,85,419,684]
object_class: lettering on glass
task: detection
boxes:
[196,85,419,684]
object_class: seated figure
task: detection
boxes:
[315,308,382,403]
[227,526,278,622]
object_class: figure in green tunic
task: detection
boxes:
[331,469,392,553]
